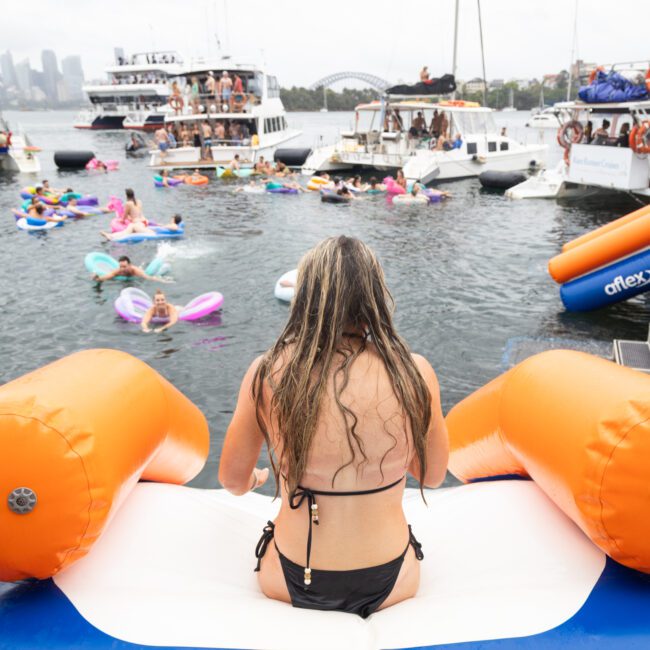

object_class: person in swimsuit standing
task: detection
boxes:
[219,236,448,618]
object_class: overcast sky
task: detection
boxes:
[5,0,649,87]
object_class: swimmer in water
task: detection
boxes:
[141,289,182,333]
[92,255,168,282]
[13,200,67,222]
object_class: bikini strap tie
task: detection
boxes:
[254,521,275,572]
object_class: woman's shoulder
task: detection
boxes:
[410,353,439,389]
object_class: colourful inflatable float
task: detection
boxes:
[1,349,650,648]
[549,204,650,311]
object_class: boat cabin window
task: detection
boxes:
[264,116,286,133]
[267,76,280,99]
[488,141,497,153]
[167,117,257,145]
[500,142,509,151]
[466,142,478,155]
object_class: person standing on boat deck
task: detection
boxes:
[392,109,403,132]
[190,76,200,114]
[221,71,233,111]
[206,72,217,108]
[500,127,507,137]
[593,119,610,145]
[430,109,441,138]
[420,66,430,82]
[154,126,170,159]
[616,123,630,148]
[166,124,177,149]
[583,121,593,144]
[201,121,213,161]
[215,120,225,143]
[412,111,426,136]
[439,112,449,139]
[219,236,448,618]
[384,109,392,132]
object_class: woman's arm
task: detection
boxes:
[141,306,154,332]
[154,304,179,332]
[219,356,269,495]
[409,354,449,488]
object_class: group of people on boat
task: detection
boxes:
[154,118,258,160]
[581,118,633,147]
[169,71,252,116]
[383,108,462,151]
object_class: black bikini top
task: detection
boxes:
[288,475,405,586]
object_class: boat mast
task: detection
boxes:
[477,0,488,106]
[451,0,460,99]
[566,0,579,101]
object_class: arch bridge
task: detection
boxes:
[309,72,391,92]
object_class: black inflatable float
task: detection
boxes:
[54,151,95,170]
[321,190,351,204]
[274,148,312,167]
[478,170,527,190]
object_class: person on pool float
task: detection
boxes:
[13,200,67,223]
[368,177,386,192]
[219,236,448,619]
[336,185,354,199]
[141,289,181,333]
[59,197,114,218]
[92,255,164,282]
[101,214,182,241]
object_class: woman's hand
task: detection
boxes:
[250,467,269,491]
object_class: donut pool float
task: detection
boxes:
[267,186,298,194]
[306,176,330,191]
[392,193,430,206]
[320,190,350,203]
[153,175,184,188]
[15,217,60,231]
[84,252,170,279]
[114,288,223,323]
[274,269,297,302]
[184,174,209,186]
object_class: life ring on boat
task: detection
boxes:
[629,120,650,154]
[439,100,480,108]
[557,120,584,149]
[646,69,650,93]
[588,66,605,85]
[168,96,184,112]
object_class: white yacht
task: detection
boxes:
[526,106,570,129]
[302,99,547,184]
[148,59,300,169]
[74,51,183,130]
[0,114,40,173]
[508,97,650,200]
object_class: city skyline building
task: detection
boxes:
[41,49,60,103]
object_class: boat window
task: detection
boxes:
[467,142,478,155]
[488,142,497,152]
[267,76,280,98]
[500,142,509,151]
[356,110,376,133]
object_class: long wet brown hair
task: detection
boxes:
[252,236,431,497]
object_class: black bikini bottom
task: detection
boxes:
[254,521,424,619]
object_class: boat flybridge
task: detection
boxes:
[507,99,650,200]
[148,60,301,170]
[74,51,184,130]
[301,97,547,184]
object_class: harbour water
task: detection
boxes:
[1,110,648,491]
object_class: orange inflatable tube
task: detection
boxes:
[0,349,209,581]
[548,212,650,283]
[562,203,650,252]
[446,350,650,573]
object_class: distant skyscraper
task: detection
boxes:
[41,49,60,103]
[14,59,32,100]
[61,55,85,102]
[0,50,17,88]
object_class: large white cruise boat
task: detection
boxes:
[148,58,300,169]
[74,51,183,130]
[302,98,547,183]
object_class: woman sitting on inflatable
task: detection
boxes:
[13,199,67,223]
[219,236,448,618]
[101,214,182,241]
[141,289,181,333]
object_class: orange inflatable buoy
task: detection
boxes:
[0,349,209,581]
[588,65,605,84]
[185,174,209,185]
[646,69,650,93]
[446,350,650,573]
[629,120,650,154]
